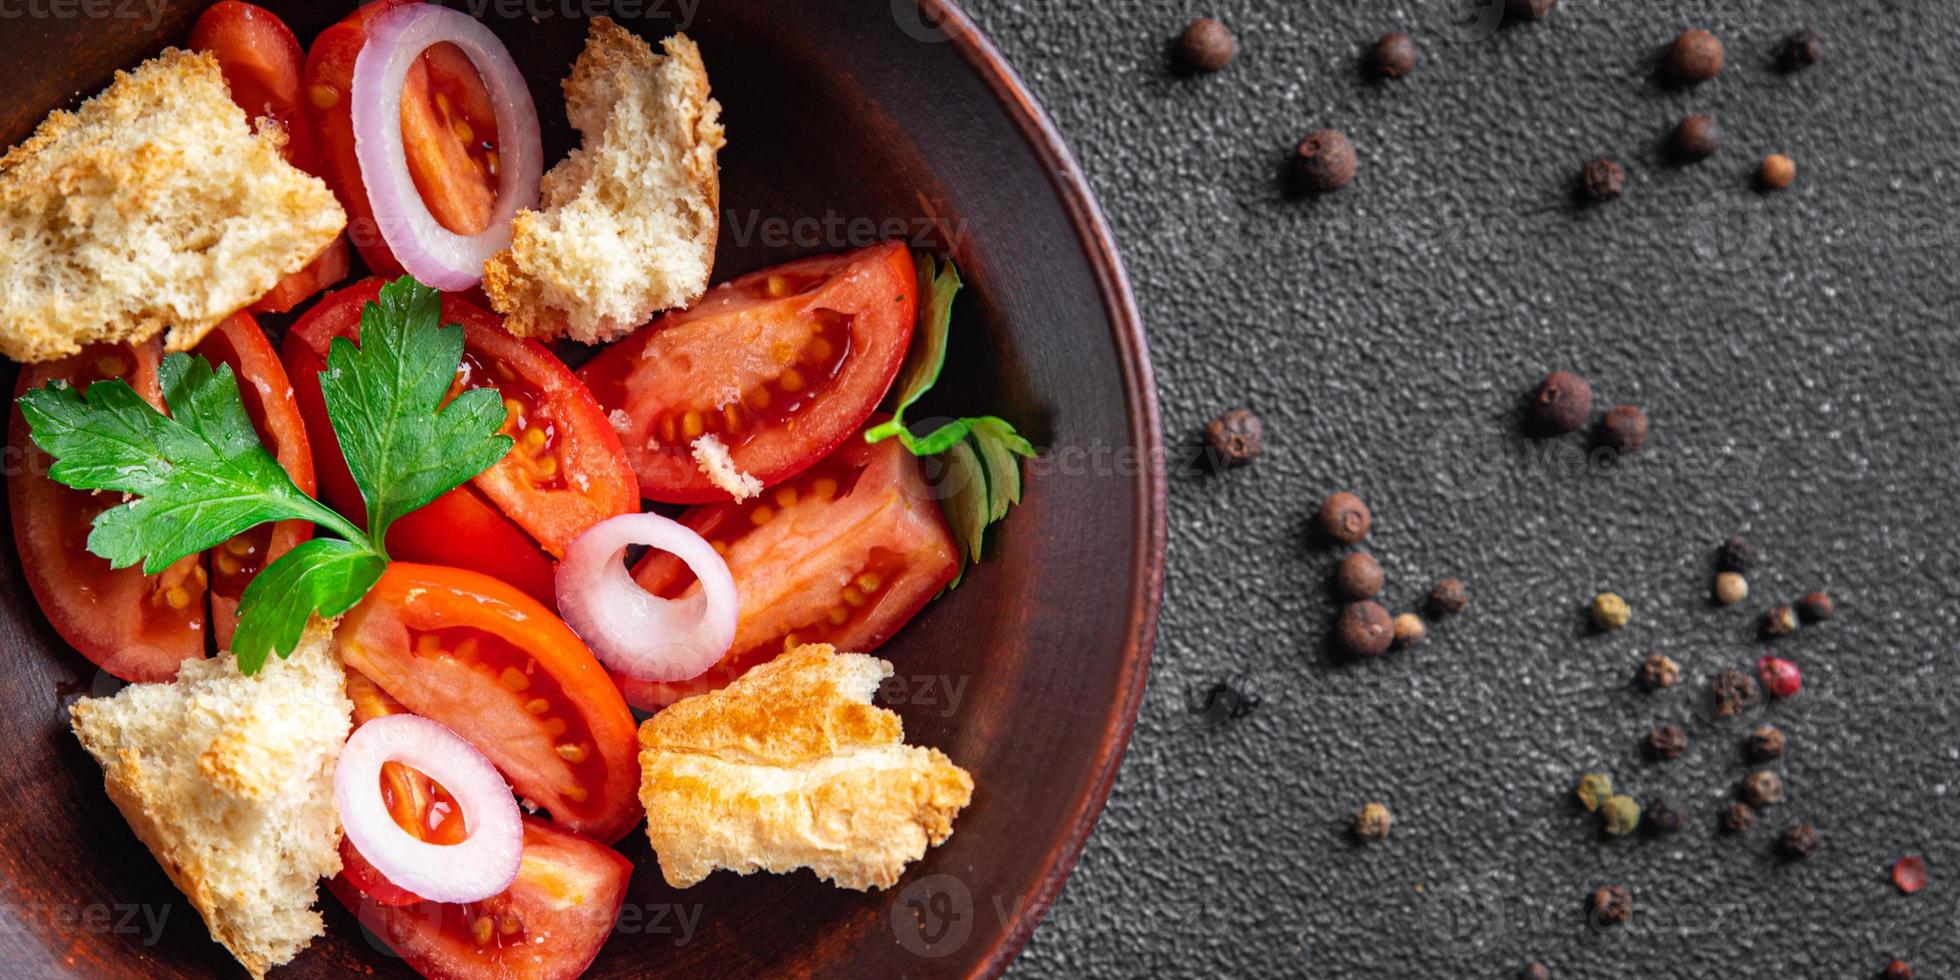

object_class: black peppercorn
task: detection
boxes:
[1428,577,1469,617]
[1884,960,1915,980]
[1723,801,1758,832]
[1639,653,1680,691]
[1711,668,1762,718]
[1598,405,1648,453]
[1318,491,1372,545]
[1669,28,1725,85]
[1799,591,1835,622]
[1587,884,1632,926]
[1582,158,1626,203]
[1337,601,1395,658]
[1740,770,1785,807]
[1672,114,1720,161]
[1370,32,1417,78]
[1204,409,1264,467]
[1334,552,1384,600]
[1175,19,1236,73]
[1646,724,1687,761]
[1779,823,1821,859]
[1782,27,1823,71]
[1529,371,1593,435]
[1747,724,1787,762]
[1294,129,1357,193]
[1507,0,1556,22]
[1719,536,1760,573]
[1645,796,1687,834]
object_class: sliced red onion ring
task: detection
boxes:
[350,3,541,290]
[557,513,739,683]
[335,714,522,905]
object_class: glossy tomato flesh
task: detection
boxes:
[335,563,642,843]
[9,341,207,681]
[577,240,918,503]
[618,429,958,709]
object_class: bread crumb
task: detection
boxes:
[690,434,761,502]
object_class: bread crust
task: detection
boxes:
[638,644,974,890]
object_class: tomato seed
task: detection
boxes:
[555,743,588,764]
[524,698,549,714]
[499,668,529,692]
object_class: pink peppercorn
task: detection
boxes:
[1757,655,1801,699]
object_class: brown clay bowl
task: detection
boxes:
[0,1,1162,977]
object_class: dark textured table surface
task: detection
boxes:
[962,1,1960,977]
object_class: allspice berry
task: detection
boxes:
[1741,770,1785,807]
[1782,27,1824,70]
[1598,405,1648,453]
[1529,371,1593,435]
[1370,31,1417,78]
[1204,409,1264,467]
[1318,491,1372,545]
[1672,114,1720,161]
[1669,28,1725,84]
[1639,653,1679,690]
[1175,18,1236,73]
[1295,129,1357,193]
[1428,577,1469,617]
[1393,613,1425,648]
[1713,572,1749,605]
[1747,724,1787,762]
[1581,158,1626,203]
[1354,801,1392,842]
[1334,552,1385,600]
[1760,153,1797,190]
[1337,602,1395,658]
[1799,591,1835,622]
[1591,592,1631,631]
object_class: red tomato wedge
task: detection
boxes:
[191,1,349,313]
[304,0,503,275]
[193,312,316,649]
[618,430,958,709]
[328,817,631,980]
[335,563,642,843]
[383,484,558,608]
[578,241,919,503]
[281,278,638,561]
[8,341,207,682]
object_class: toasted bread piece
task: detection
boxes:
[70,621,352,978]
[639,644,973,890]
[0,49,346,364]
[483,18,723,344]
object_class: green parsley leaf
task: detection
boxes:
[863,254,1036,582]
[319,276,512,549]
[232,538,386,674]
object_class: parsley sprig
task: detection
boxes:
[19,277,511,673]
[865,254,1035,584]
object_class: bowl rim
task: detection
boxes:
[911,1,1166,976]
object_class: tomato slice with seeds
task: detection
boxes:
[193,312,316,650]
[304,0,502,275]
[335,563,642,843]
[577,240,918,504]
[618,429,958,709]
[8,341,207,682]
[383,484,558,608]
[282,277,637,564]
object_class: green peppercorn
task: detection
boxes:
[1354,801,1392,842]
[1592,592,1631,630]
[1575,772,1613,812]
[1600,794,1642,837]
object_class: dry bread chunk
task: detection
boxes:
[639,644,974,890]
[70,621,352,979]
[484,17,724,344]
[0,48,346,363]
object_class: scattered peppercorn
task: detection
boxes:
[1175,18,1236,73]
[1354,801,1392,842]
[1600,794,1642,837]
[1337,601,1395,658]
[1581,158,1626,203]
[1203,409,1263,467]
[1714,571,1749,606]
[1529,371,1594,435]
[1318,491,1372,545]
[1799,591,1835,622]
[1711,668,1761,719]
[1646,724,1687,761]
[1591,592,1631,631]
[1884,961,1915,980]
[1334,552,1385,600]
[1428,577,1469,617]
[1587,884,1632,926]
[1519,963,1551,980]
[1760,153,1797,191]
[1891,855,1928,895]
[1668,28,1725,85]
[1722,801,1758,833]
[1575,772,1613,812]
[1672,114,1720,161]
[1740,770,1785,807]
[1507,0,1556,20]
[1747,724,1787,762]
[1718,536,1760,573]
[1757,655,1802,699]
[1294,129,1357,193]
[1645,796,1686,834]
[1639,653,1680,691]
[1598,405,1648,453]
[1393,613,1426,648]
[1782,27,1823,71]
[1370,31,1416,78]
[1779,823,1821,859]
[1763,605,1798,638]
